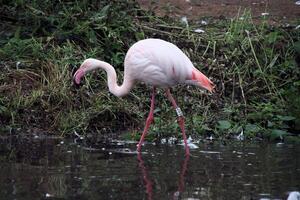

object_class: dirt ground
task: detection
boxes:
[137,0,300,24]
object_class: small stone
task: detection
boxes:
[194,28,205,33]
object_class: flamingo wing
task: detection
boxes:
[124,39,194,87]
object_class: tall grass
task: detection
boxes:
[0,1,299,141]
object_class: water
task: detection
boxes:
[0,136,299,200]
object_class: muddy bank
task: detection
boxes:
[138,0,300,24]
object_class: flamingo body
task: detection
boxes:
[73,38,214,153]
[74,39,213,94]
[125,39,193,87]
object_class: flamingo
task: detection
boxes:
[73,38,214,154]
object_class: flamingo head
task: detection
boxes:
[73,59,93,85]
[73,58,98,84]
[73,68,85,85]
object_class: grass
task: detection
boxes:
[0,1,299,143]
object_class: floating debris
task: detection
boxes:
[208,135,213,141]
[188,143,199,149]
[74,130,84,140]
[296,1,300,5]
[259,193,271,196]
[261,12,269,16]
[181,16,189,27]
[107,148,137,155]
[200,20,208,25]
[295,25,300,29]
[236,129,244,141]
[16,61,21,69]
[111,139,137,144]
[199,150,220,154]
[194,28,205,33]
[161,138,167,144]
[45,193,53,198]
[276,142,284,147]
[161,137,177,145]
[82,147,101,151]
[179,136,199,149]
[168,137,177,144]
[287,191,300,200]
[187,136,193,143]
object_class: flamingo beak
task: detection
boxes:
[190,70,215,93]
[73,69,85,85]
[200,79,215,93]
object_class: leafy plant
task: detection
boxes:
[0,1,299,143]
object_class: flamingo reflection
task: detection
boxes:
[137,150,190,200]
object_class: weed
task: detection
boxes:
[0,1,299,143]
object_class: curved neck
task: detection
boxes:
[83,58,133,97]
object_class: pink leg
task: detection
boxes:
[137,87,156,152]
[166,89,190,155]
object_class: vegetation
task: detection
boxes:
[0,1,299,142]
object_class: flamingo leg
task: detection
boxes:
[166,89,190,155]
[137,87,156,152]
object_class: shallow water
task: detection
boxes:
[0,136,299,200]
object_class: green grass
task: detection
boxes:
[0,0,299,142]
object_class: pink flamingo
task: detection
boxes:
[73,38,214,154]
